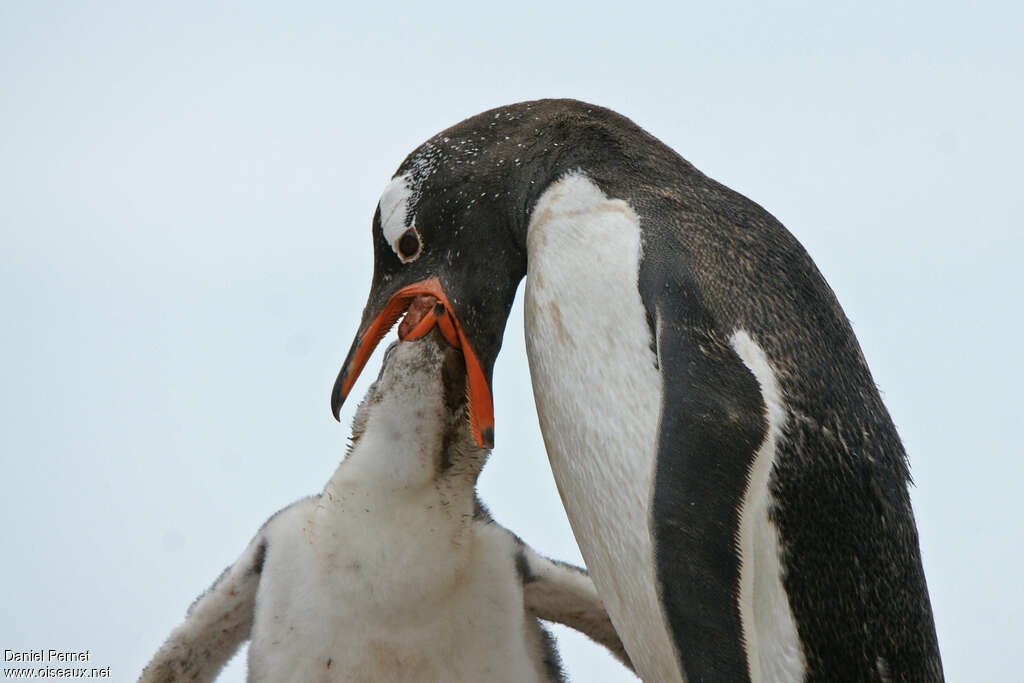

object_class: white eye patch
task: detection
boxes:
[379,173,421,262]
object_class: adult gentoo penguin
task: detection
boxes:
[142,330,631,682]
[331,100,944,681]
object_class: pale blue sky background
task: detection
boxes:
[2,2,1021,681]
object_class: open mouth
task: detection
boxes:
[397,295,460,347]
[333,277,495,448]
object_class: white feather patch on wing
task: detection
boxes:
[731,329,807,683]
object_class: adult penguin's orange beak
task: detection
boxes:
[331,276,495,449]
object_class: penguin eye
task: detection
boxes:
[397,228,421,261]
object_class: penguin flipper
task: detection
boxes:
[519,544,634,672]
[140,531,268,683]
[642,291,770,682]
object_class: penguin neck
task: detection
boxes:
[323,420,480,539]
[506,156,599,251]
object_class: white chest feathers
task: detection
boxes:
[247,491,550,683]
[524,172,683,682]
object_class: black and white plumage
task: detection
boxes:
[331,100,943,682]
[142,333,630,682]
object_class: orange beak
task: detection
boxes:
[333,276,495,449]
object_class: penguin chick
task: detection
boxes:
[141,330,632,682]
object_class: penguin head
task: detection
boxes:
[331,99,632,447]
[347,330,487,483]
[331,111,542,449]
